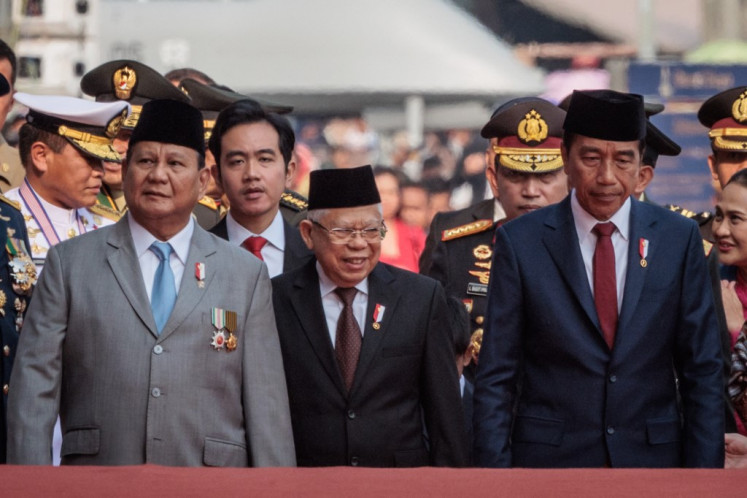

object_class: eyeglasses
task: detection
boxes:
[312,220,387,244]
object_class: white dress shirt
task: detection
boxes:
[128,215,194,301]
[317,261,368,347]
[226,210,285,278]
[493,198,507,223]
[570,190,631,313]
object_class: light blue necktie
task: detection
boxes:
[149,242,176,334]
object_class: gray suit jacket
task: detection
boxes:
[7,216,296,467]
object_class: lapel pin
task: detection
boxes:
[372,303,385,330]
[195,262,205,288]
[639,238,649,268]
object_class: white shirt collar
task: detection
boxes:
[316,260,369,298]
[570,189,631,242]
[36,187,78,225]
[127,214,195,265]
[226,209,285,250]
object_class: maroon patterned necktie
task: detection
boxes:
[241,236,267,261]
[592,222,618,349]
[334,287,362,392]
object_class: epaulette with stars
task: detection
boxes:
[280,190,308,212]
[666,204,714,256]
[441,219,493,242]
[0,194,21,212]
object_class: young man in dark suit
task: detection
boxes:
[272,165,468,467]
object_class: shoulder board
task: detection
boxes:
[703,239,713,257]
[441,219,493,241]
[280,190,308,212]
[198,196,218,210]
[666,204,697,219]
[89,202,123,222]
[0,194,21,211]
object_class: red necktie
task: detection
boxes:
[334,287,362,392]
[592,223,617,349]
[241,236,267,261]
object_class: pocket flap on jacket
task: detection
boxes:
[61,427,100,457]
[203,437,249,467]
[646,417,682,445]
[512,415,565,446]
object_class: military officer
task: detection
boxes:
[80,59,191,223]
[178,78,298,229]
[422,98,568,373]
[0,73,36,464]
[0,42,24,192]
[4,93,129,271]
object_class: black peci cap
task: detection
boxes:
[129,99,205,156]
[307,165,381,210]
[563,90,646,141]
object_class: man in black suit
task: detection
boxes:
[207,100,311,276]
[272,165,468,467]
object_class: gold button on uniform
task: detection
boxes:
[3,384,8,395]
[475,316,484,325]
[2,345,9,356]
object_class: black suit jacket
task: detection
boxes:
[209,215,312,274]
[271,260,469,467]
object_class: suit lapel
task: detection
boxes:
[106,217,159,337]
[282,220,311,272]
[543,198,600,331]
[159,226,217,340]
[618,200,655,334]
[350,264,398,394]
[290,261,347,396]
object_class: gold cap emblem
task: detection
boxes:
[732,91,747,123]
[517,109,548,144]
[105,108,128,138]
[113,65,137,100]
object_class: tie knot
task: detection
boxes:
[593,222,616,238]
[242,236,268,253]
[150,241,173,262]
[335,287,358,306]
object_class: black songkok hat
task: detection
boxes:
[307,165,381,210]
[0,74,8,97]
[643,121,681,167]
[563,89,646,141]
[129,99,205,156]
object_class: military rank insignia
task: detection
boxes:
[210,308,238,352]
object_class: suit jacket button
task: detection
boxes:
[2,345,9,356]
[153,345,163,355]
[2,384,8,395]
[609,375,617,383]
[347,410,356,419]
[475,316,484,325]
[151,387,161,398]
[606,426,615,435]
[350,456,359,466]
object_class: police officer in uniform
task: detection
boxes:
[80,60,191,223]
[0,75,36,464]
[422,98,568,372]
[178,78,305,229]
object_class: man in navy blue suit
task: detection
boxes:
[473,89,725,468]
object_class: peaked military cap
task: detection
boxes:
[643,121,681,167]
[564,90,646,141]
[15,92,130,162]
[80,60,190,130]
[0,73,8,96]
[698,86,747,152]
[179,78,293,141]
[481,97,565,173]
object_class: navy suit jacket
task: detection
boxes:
[473,195,725,468]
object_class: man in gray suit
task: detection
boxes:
[7,99,296,467]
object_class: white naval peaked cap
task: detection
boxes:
[14,93,131,127]
[14,93,131,162]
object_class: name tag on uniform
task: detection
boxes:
[467,283,488,296]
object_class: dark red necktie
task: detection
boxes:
[334,287,362,392]
[241,236,267,261]
[592,222,617,349]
